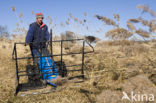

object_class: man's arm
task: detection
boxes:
[25,24,34,45]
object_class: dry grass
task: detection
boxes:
[0,37,156,103]
[1,5,156,102]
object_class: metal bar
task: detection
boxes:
[34,64,81,69]
[51,52,93,56]
[65,64,82,68]
[60,41,63,77]
[13,57,33,60]
[15,53,82,59]
[14,39,84,44]
[12,43,16,59]
[14,43,19,86]
[67,69,83,72]
[14,42,26,44]
[13,51,93,60]
[40,42,43,79]
[18,71,58,76]
[60,39,83,42]
[18,73,41,76]
[50,29,55,75]
[47,39,83,42]
[83,51,94,54]
[18,70,26,73]
[81,41,85,78]
[68,75,85,80]
[50,29,53,57]
[85,41,94,53]
[19,71,56,76]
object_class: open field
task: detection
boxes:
[0,37,156,103]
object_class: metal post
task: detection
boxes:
[14,43,19,95]
[40,42,43,79]
[14,43,19,82]
[50,29,53,57]
[50,29,55,75]
[81,41,85,78]
[60,41,63,77]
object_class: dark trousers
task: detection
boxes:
[29,45,49,66]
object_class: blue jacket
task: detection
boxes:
[25,22,50,49]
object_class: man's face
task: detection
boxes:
[36,17,43,24]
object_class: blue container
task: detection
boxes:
[38,53,58,86]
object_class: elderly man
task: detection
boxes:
[25,13,50,65]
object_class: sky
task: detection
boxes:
[0,0,156,39]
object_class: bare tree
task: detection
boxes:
[0,25,9,39]
[106,28,133,40]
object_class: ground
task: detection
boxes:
[0,37,156,103]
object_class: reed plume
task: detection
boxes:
[127,22,136,31]
[137,4,156,17]
[136,29,150,38]
[95,15,118,27]
[129,18,140,23]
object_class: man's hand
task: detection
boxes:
[46,40,51,45]
[24,43,28,46]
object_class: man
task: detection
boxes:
[25,13,50,65]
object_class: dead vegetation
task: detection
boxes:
[0,4,155,103]
[0,35,156,103]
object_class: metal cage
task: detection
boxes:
[12,29,94,96]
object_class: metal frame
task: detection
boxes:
[12,29,94,96]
